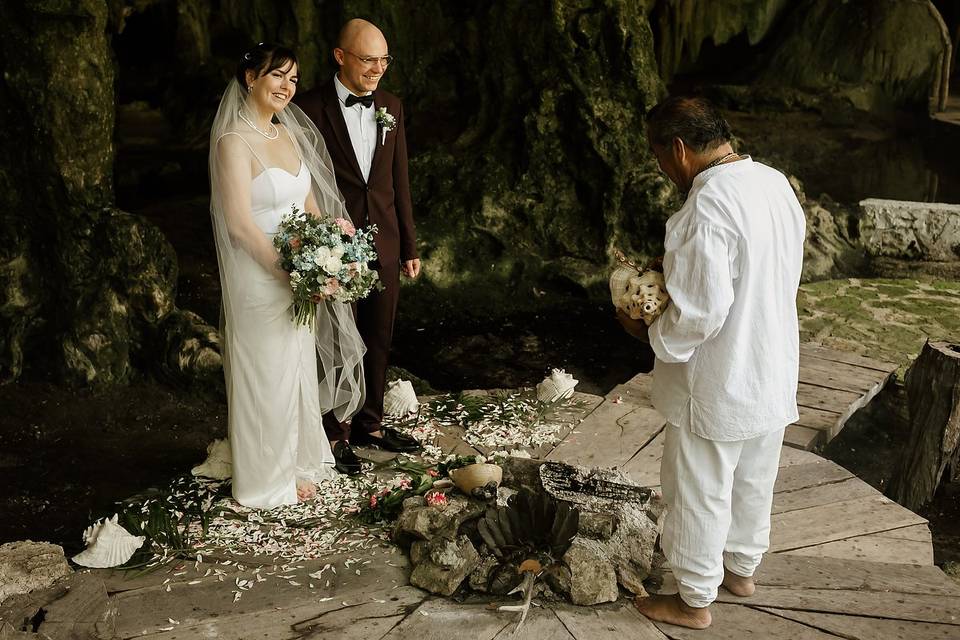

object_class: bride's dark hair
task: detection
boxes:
[236,42,298,86]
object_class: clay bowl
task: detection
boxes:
[448,463,503,496]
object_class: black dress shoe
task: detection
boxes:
[332,440,363,476]
[352,427,421,453]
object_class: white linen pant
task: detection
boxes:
[660,422,784,608]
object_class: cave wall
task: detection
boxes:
[0,1,190,385]
[0,0,954,385]
[341,0,671,297]
[651,0,793,81]
[760,0,952,113]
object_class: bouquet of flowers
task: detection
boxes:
[273,205,382,325]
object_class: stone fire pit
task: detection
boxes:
[392,457,663,611]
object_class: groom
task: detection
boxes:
[296,18,421,475]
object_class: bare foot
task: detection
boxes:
[296,479,317,502]
[634,593,711,629]
[722,568,756,597]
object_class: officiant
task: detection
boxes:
[295,18,422,475]
[620,96,806,630]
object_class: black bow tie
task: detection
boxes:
[345,94,374,108]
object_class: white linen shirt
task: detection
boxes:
[334,74,376,182]
[648,157,805,441]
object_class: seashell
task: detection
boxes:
[191,438,232,480]
[72,514,145,568]
[536,368,578,403]
[383,379,419,416]
[449,463,503,496]
[611,264,670,326]
[431,478,454,490]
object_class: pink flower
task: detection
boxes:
[425,491,448,507]
[322,277,340,296]
[398,477,412,490]
[369,494,378,508]
[346,262,361,276]
[289,237,301,250]
[427,469,439,478]
[334,218,356,237]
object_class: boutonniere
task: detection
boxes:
[375,107,396,145]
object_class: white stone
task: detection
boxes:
[0,541,72,604]
[859,198,960,261]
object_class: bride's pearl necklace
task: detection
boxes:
[238,108,279,140]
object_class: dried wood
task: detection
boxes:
[539,462,652,506]
[887,340,960,510]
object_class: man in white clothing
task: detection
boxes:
[620,96,805,630]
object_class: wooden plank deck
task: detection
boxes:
[71,341,957,639]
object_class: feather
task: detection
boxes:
[477,518,503,558]
[497,508,515,547]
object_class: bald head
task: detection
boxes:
[337,18,387,51]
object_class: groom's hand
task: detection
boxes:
[402,258,421,279]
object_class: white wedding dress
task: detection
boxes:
[224,160,337,509]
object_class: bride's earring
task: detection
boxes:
[247,85,253,93]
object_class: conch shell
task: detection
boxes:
[191,438,232,480]
[610,260,670,326]
[384,379,420,416]
[72,514,145,568]
[537,368,578,403]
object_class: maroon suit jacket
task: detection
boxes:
[294,80,418,267]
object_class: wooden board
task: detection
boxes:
[773,461,854,493]
[759,607,960,640]
[527,391,604,460]
[784,424,821,450]
[784,528,935,565]
[653,602,840,639]
[778,446,823,467]
[794,405,841,433]
[799,356,891,394]
[112,552,411,638]
[620,429,666,487]
[773,478,877,515]
[795,383,862,414]
[490,607,574,640]
[381,600,510,640]
[136,586,425,640]
[800,343,898,373]
[607,373,656,406]
[714,586,960,625]
[752,553,960,596]
[552,602,668,640]
[546,402,661,469]
[769,495,927,553]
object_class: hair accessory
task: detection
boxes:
[244,52,252,60]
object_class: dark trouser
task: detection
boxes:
[322,262,400,442]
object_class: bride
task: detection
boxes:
[209,43,366,508]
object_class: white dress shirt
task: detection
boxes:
[334,74,376,182]
[648,157,806,441]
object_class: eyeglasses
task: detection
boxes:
[343,50,394,67]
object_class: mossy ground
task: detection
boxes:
[798,278,960,376]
